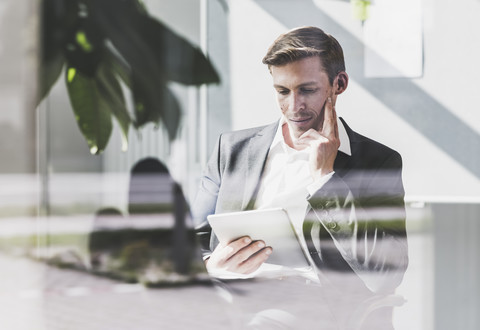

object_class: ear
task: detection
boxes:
[334,71,349,95]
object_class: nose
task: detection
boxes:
[289,92,305,113]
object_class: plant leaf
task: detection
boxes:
[41,0,80,62]
[65,65,113,154]
[161,86,181,140]
[104,44,132,89]
[139,17,220,85]
[63,16,105,77]
[132,82,181,140]
[91,0,220,86]
[89,0,167,87]
[38,0,78,104]
[89,0,176,136]
[70,0,219,145]
[37,53,65,104]
[96,60,131,151]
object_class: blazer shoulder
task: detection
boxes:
[343,119,402,169]
[357,135,402,169]
[219,122,277,149]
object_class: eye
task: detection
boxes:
[276,89,290,96]
[300,87,317,94]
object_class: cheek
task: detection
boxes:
[314,95,328,113]
[277,98,288,113]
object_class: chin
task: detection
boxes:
[292,129,307,139]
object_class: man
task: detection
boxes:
[193,26,408,296]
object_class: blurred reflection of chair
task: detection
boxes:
[128,158,173,214]
[88,157,207,284]
[128,157,191,274]
[89,207,125,271]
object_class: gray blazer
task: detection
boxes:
[192,118,408,294]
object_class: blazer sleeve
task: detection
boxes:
[305,151,408,294]
[192,135,222,257]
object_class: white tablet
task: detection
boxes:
[207,208,311,269]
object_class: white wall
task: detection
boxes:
[227,0,480,201]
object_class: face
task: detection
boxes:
[271,56,333,139]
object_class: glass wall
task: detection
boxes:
[1,0,479,329]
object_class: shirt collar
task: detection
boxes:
[270,116,352,156]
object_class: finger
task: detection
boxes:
[293,132,314,149]
[332,95,340,142]
[299,128,321,139]
[219,236,252,260]
[228,240,267,265]
[331,92,338,107]
[296,136,328,149]
[293,138,317,151]
[322,97,338,140]
[321,97,335,138]
[297,129,324,145]
[331,103,338,140]
[237,247,273,274]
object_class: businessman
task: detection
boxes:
[193,26,408,296]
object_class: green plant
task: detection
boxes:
[40,0,219,154]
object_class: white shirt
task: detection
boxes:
[254,116,351,236]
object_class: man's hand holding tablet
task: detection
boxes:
[205,236,273,274]
[205,208,312,278]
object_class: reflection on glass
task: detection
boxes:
[88,157,207,285]
[2,1,480,329]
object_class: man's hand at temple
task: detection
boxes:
[293,95,340,181]
[205,236,273,274]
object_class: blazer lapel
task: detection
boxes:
[241,122,278,210]
[334,151,353,178]
[335,118,356,177]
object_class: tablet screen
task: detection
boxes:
[207,208,311,269]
